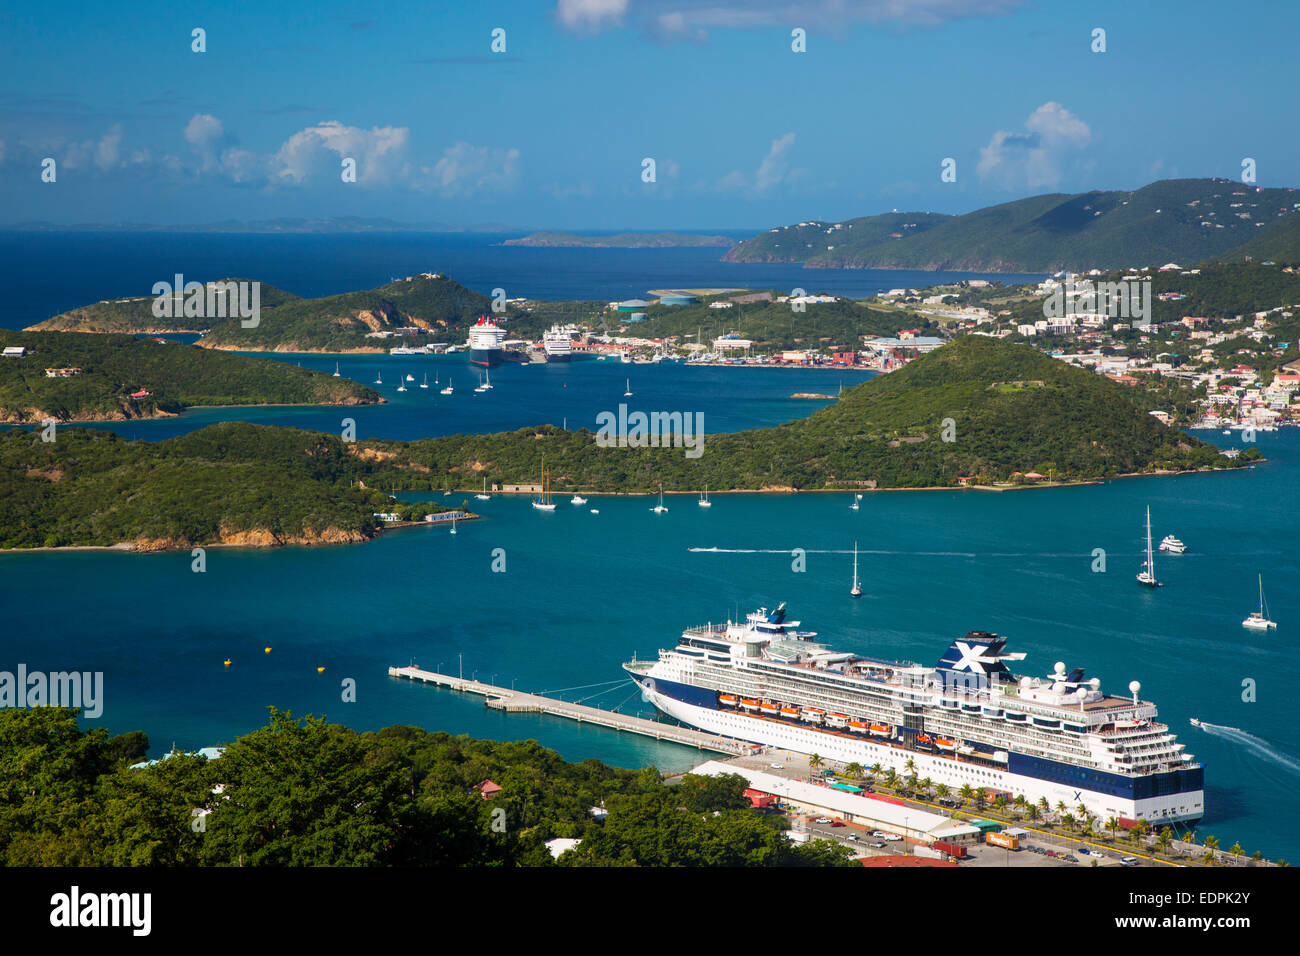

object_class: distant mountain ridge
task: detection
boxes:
[725,179,1300,272]
[503,231,736,248]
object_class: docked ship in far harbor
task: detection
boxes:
[625,603,1203,827]
[543,324,575,362]
[467,315,508,366]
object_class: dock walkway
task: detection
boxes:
[388,666,757,756]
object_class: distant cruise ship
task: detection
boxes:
[543,325,574,362]
[624,603,1203,827]
[467,316,507,366]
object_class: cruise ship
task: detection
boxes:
[624,603,1203,827]
[467,315,508,366]
[543,325,574,362]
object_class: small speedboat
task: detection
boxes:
[1189,718,1202,728]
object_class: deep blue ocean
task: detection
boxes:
[0,232,1296,861]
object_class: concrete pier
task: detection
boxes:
[387,665,757,756]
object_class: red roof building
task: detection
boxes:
[476,779,502,800]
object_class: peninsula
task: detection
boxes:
[503,231,736,248]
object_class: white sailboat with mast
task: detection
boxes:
[698,484,711,507]
[532,457,556,511]
[850,542,862,598]
[1137,506,1162,588]
[1242,574,1277,630]
[651,485,668,513]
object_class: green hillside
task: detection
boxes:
[365,336,1238,492]
[725,179,1300,272]
[30,275,515,353]
[28,280,299,333]
[0,330,378,423]
[0,422,446,550]
[1217,210,1300,263]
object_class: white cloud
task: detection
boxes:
[977,101,1091,190]
[556,0,629,33]
[555,0,1023,40]
[273,120,411,186]
[427,141,520,196]
[719,132,799,195]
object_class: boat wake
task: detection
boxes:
[1194,721,1300,776]
[688,547,1096,558]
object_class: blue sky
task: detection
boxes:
[1,0,1294,230]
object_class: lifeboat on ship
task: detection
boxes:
[780,706,801,720]
[825,713,849,729]
[847,719,868,734]
[916,733,934,750]
[801,708,826,724]
[719,694,739,707]
[868,723,891,737]
[935,737,958,752]
[740,698,760,711]
[760,701,780,716]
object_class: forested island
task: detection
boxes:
[0,422,449,550]
[0,338,1250,551]
[0,330,378,423]
[28,274,515,353]
[363,336,1244,493]
[503,231,736,248]
[0,707,854,867]
[724,179,1300,272]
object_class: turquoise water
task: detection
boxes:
[1,386,1297,858]
[68,353,875,442]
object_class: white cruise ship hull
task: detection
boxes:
[630,671,1203,827]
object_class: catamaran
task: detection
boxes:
[475,478,490,501]
[850,542,862,598]
[481,369,493,390]
[1137,506,1162,587]
[374,372,383,385]
[440,377,453,395]
[651,487,668,514]
[333,363,341,377]
[699,485,712,508]
[419,374,429,389]
[396,378,407,392]
[532,458,556,511]
[1242,574,1277,630]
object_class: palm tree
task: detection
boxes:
[883,768,898,790]
[993,794,1008,812]
[974,787,988,809]
[1037,796,1049,816]
[808,753,824,779]
[935,783,951,800]
[1013,794,1027,816]
[1230,843,1243,857]
[845,761,863,781]
[1156,827,1173,854]
[958,784,974,803]
[1062,813,1076,832]
[918,777,932,798]
[869,762,882,779]
[1202,850,1217,866]
[904,757,915,775]
[1106,816,1120,841]
[1025,803,1040,822]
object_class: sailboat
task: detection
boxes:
[481,368,493,390]
[475,478,490,501]
[450,514,457,535]
[624,378,633,397]
[419,374,429,389]
[850,541,862,598]
[440,377,453,395]
[474,372,486,394]
[532,458,556,511]
[698,484,712,507]
[849,493,861,511]
[374,372,383,385]
[651,486,668,514]
[1136,506,1162,587]
[1242,574,1277,630]
[333,362,341,377]
[396,376,407,392]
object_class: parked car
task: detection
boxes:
[879,833,903,841]
[846,835,859,842]
[1062,855,1080,864]
[815,817,832,824]
[1120,857,1139,866]
[830,820,845,827]
[1085,850,1105,859]
[868,842,886,849]
[769,763,784,770]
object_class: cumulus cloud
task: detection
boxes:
[977,101,1092,190]
[427,141,521,196]
[272,120,411,185]
[555,0,1023,40]
[556,0,630,33]
[719,132,799,195]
